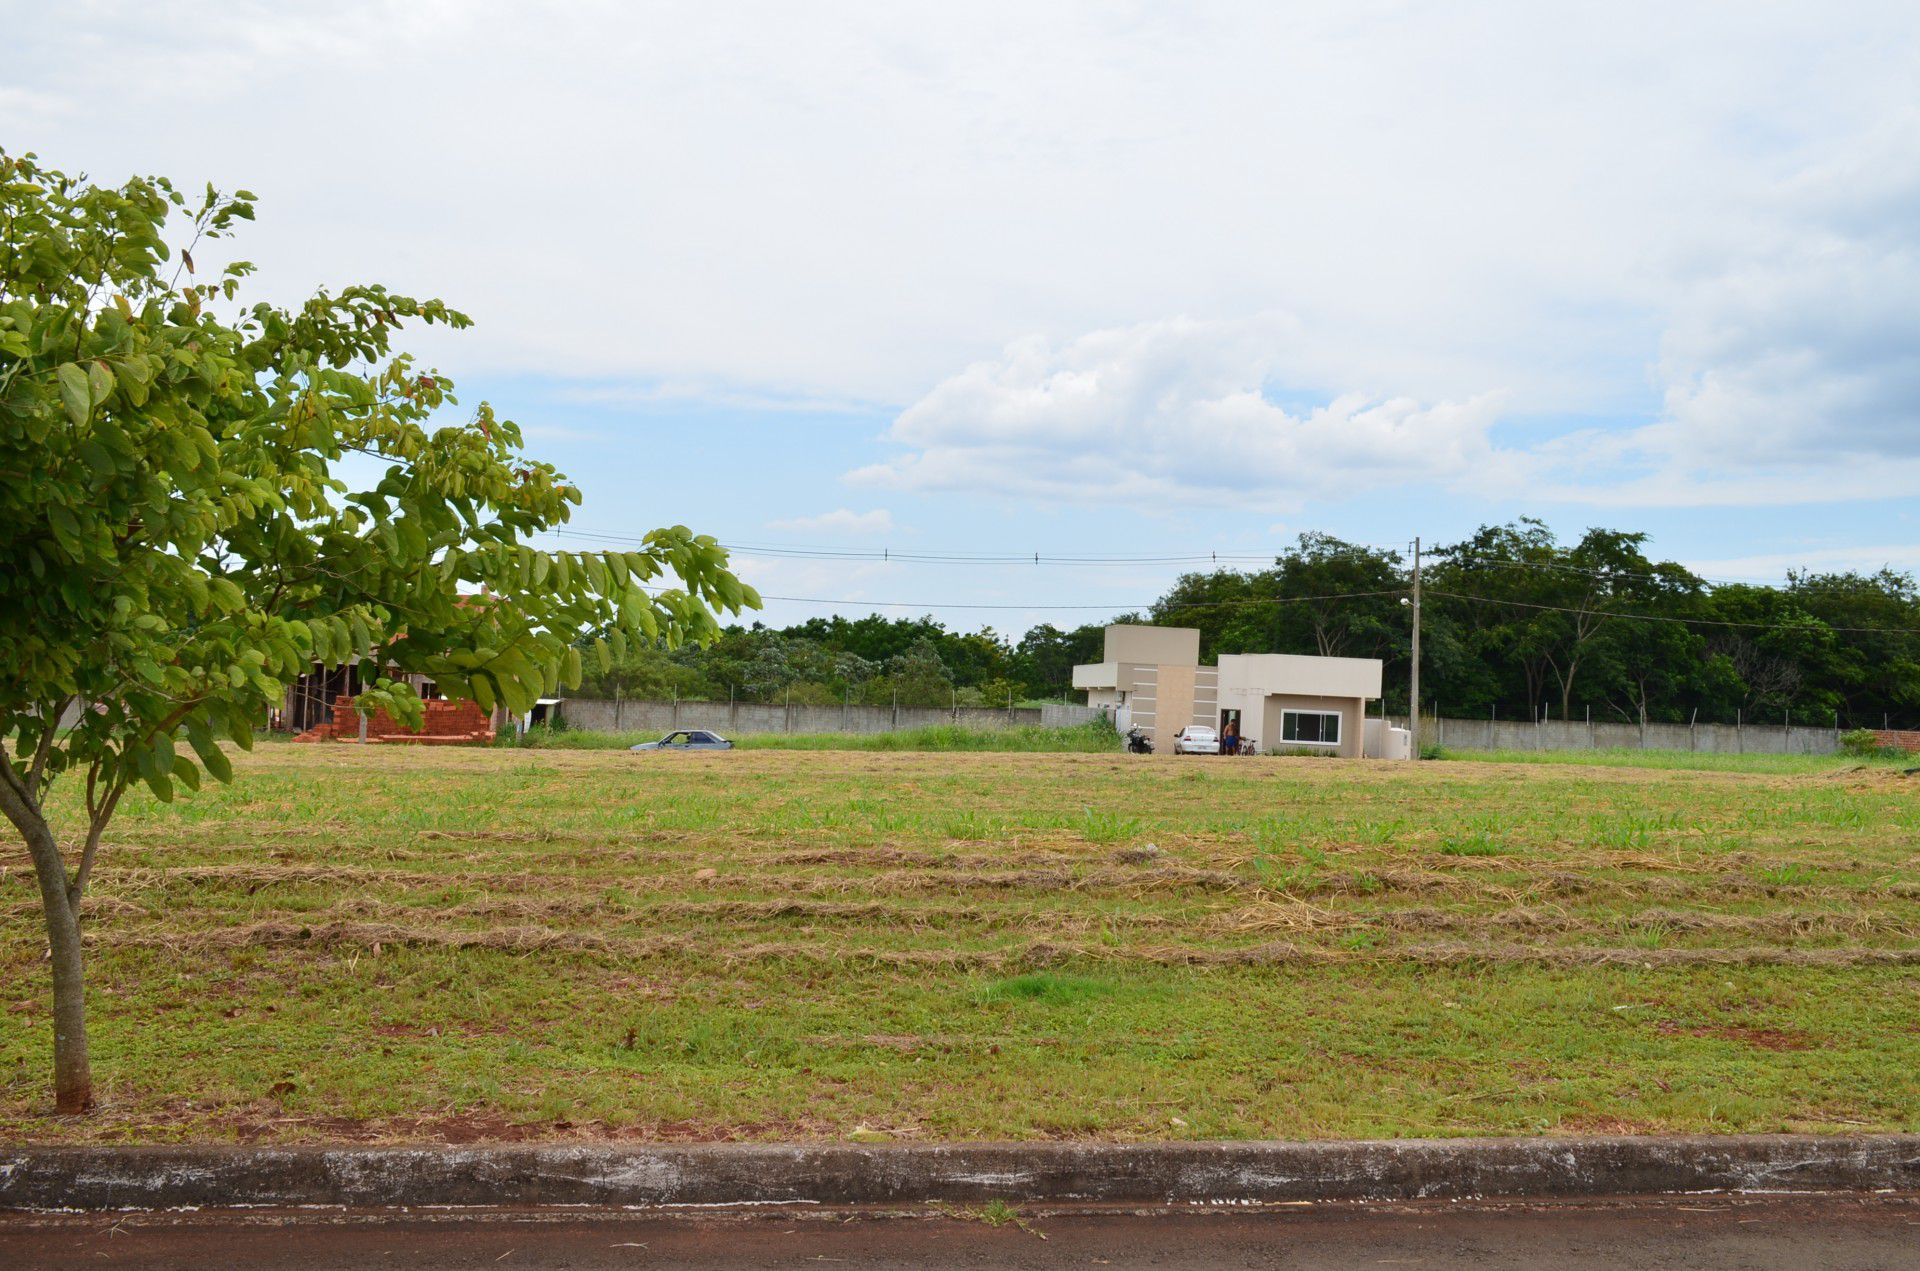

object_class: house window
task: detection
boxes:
[1279,709,1341,746]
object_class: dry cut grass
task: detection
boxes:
[2,745,1916,1145]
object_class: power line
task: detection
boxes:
[1440,552,1913,596]
[554,529,1291,567]
[554,527,1913,594]
[646,577,1919,637]
[636,582,1407,614]
[1426,590,1920,636]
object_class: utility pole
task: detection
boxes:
[1409,536,1422,760]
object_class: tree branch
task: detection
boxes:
[65,694,206,906]
[24,696,74,800]
[68,776,126,908]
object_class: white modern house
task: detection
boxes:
[1073,624,1407,758]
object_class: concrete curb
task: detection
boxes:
[3,1135,1918,1211]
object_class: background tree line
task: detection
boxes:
[577,521,1920,728]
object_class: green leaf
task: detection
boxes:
[57,363,91,425]
[47,503,83,555]
[78,440,117,477]
[208,577,244,612]
[227,716,255,752]
[188,723,234,783]
[171,755,202,792]
[87,359,115,407]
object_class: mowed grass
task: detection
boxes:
[1440,746,1916,776]
[509,721,1121,753]
[2,746,1916,1145]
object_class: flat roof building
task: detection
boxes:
[1075,624,1400,758]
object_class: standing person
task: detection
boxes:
[1221,716,1239,757]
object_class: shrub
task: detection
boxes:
[1839,728,1890,758]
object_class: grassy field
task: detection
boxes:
[1438,746,1916,775]
[2,745,1916,1145]
[508,720,1122,753]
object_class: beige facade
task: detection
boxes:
[1071,627,1220,746]
[1216,652,1381,757]
[1075,624,1394,757]
[1256,693,1366,758]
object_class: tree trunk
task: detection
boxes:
[1,791,92,1113]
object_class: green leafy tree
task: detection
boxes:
[1785,570,1920,726]
[1270,533,1407,662]
[0,150,756,1113]
[883,637,955,706]
[1008,622,1105,697]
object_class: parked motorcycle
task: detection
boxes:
[1125,727,1154,754]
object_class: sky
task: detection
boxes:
[7,1,1920,633]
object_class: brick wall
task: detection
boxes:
[294,695,494,745]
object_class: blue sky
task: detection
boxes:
[7,1,1919,633]
[479,370,1920,632]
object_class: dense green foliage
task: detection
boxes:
[578,615,1104,709]
[581,523,1920,728]
[0,148,750,1110]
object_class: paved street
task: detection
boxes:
[5,1195,1918,1269]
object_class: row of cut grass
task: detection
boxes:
[505,720,1121,753]
[2,745,1913,1144]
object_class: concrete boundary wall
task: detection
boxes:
[557,698,1106,736]
[554,696,1853,755]
[1388,715,1842,756]
[3,1136,1917,1211]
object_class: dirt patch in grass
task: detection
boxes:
[1656,1022,1817,1051]
[5,746,1916,1144]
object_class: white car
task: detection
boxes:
[1173,726,1219,755]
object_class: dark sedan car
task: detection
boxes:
[629,729,735,752]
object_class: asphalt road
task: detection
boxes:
[5,1195,1919,1269]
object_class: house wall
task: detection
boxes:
[1257,693,1367,758]
[1103,624,1201,666]
[1075,626,1386,756]
[1125,665,1159,740]
[1072,662,1120,690]
[1155,664,1198,743]
[1123,663,1220,747]
[1216,653,1383,700]
[1193,668,1219,735]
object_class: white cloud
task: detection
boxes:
[9,3,1920,513]
[1515,114,1920,506]
[1680,543,1920,584]
[860,99,1920,512]
[852,317,1523,507]
[765,508,895,535]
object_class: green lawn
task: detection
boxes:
[1437,746,1913,775]
[508,720,1121,753]
[2,745,1915,1144]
